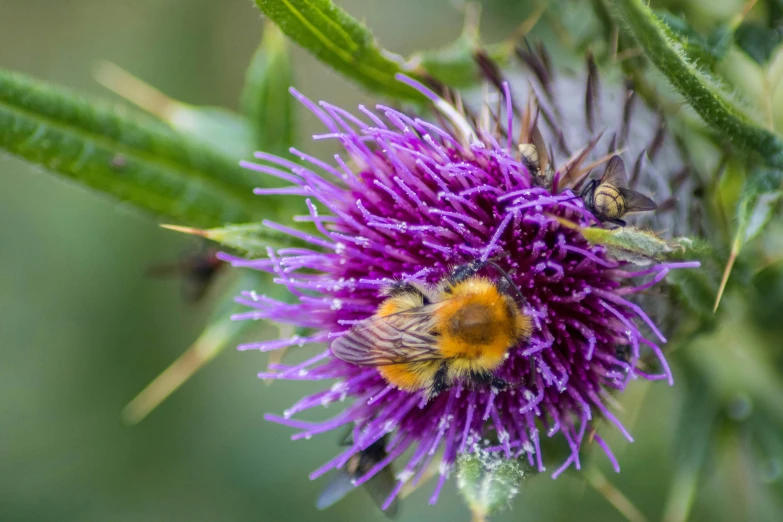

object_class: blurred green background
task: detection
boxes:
[0,1,778,521]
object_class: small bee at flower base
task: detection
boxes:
[316,433,398,517]
[616,344,631,363]
[519,125,554,189]
[331,259,533,400]
[580,155,658,226]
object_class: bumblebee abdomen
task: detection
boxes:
[379,361,440,391]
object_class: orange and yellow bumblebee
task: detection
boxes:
[331,260,533,399]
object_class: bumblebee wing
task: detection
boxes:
[618,187,658,212]
[601,155,629,187]
[331,304,443,366]
[316,470,355,510]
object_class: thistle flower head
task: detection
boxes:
[221,52,699,510]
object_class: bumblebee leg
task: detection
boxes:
[487,266,531,309]
[489,376,509,391]
[608,218,626,227]
[526,358,536,388]
[429,363,451,398]
[495,277,521,302]
[470,372,509,392]
[495,277,511,296]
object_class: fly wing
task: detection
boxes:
[618,187,658,212]
[364,468,399,518]
[331,304,444,366]
[316,459,399,516]
[316,470,355,510]
[601,155,629,187]
[531,126,549,172]
[356,442,399,518]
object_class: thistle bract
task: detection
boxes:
[222,55,699,509]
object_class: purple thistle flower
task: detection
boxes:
[221,54,700,510]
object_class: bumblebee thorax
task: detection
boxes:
[446,303,495,344]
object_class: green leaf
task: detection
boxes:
[161,222,308,257]
[771,0,783,26]
[253,0,424,101]
[411,32,480,88]
[669,269,719,318]
[0,69,263,227]
[241,21,296,156]
[737,169,783,244]
[412,40,511,88]
[557,218,687,265]
[715,168,783,311]
[706,25,735,61]
[612,0,783,169]
[407,4,512,89]
[751,261,783,331]
[409,3,542,88]
[656,10,730,65]
[659,236,720,322]
[166,106,255,160]
[734,22,783,65]
[93,61,256,162]
[583,226,683,265]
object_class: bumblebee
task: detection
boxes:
[316,433,398,517]
[518,126,554,189]
[331,260,533,399]
[580,155,657,226]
